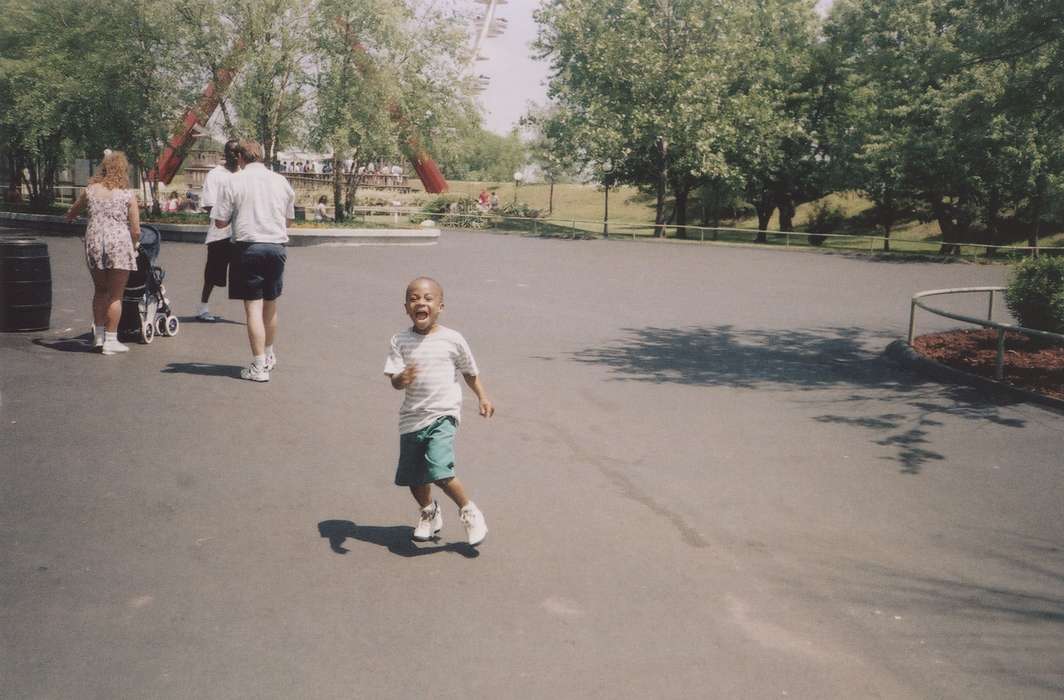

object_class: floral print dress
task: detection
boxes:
[84,185,137,271]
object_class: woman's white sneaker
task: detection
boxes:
[412,501,443,541]
[459,502,487,546]
[101,339,129,355]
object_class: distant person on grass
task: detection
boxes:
[384,277,494,546]
[212,140,295,382]
[195,139,241,322]
[314,195,330,222]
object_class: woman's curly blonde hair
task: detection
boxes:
[90,150,131,190]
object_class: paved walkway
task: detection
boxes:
[2,232,1061,699]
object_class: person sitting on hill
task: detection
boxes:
[315,195,331,222]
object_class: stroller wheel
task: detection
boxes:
[141,318,155,344]
[156,315,167,336]
[166,315,180,337]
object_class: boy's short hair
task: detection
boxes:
[406,276,443,299]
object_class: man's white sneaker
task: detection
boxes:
[264,353,276,371]
[240,364,269,382]
[100,339,129,355]
[196,310,218,322]
[92,327,104,349]
[412,501,443,541]
[459,502,487,546]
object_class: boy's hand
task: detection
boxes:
[392,363,417,389]
[479,397,495,418]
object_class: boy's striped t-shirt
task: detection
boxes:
[384,326,479,434]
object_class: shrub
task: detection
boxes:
[498,201,541,219]
[1005,256,1064,334]
[417,195,491,229]
[805,201,846,246]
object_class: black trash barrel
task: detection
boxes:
[0,236,52,332]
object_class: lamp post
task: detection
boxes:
[513,170,523,205]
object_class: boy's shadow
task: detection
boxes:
[317,519,479,559]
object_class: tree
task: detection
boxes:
[722,0,827,242]
[308,0,478,219]
[0,0,218,208]
[523,105,579,215]
[534,0,741,237]
[224,0,314,165]
[825,0,1064,254]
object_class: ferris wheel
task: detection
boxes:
[470,0,509,93]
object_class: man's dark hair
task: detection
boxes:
[223,139,240,162]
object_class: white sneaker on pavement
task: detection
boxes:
[92,326,104,349]
[264,353,276,371]
[412,501,443,541]
[196,310,218,322]
[101,338,129,355]
[459,502,487,546]
[240,363,269,382]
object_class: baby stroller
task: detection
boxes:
[118,224,179,343]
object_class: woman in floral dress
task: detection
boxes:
[64,150,141,355]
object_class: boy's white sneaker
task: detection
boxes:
[459,502,487,546]
[412,501,443,541]
[240,363,269,382]
[91,326,105,349]
[100,339,129,355]
[264,352,276,371]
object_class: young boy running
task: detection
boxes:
[384,277,494,546]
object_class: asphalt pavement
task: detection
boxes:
[1,230,1061,699]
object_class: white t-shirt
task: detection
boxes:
[212,162,295,244]
[384,326,479,434]
[200,164,235,244]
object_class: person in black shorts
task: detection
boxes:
[196,139,241,321]
[211,140,296,382]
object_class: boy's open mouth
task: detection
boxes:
[414,310,430,320]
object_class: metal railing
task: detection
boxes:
[417,210,1064,256]
[908,287,1064,380]
[8,191,1064,257]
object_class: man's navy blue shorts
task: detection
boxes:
[228,242,286,301]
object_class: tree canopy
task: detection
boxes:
[533,0,1064,249]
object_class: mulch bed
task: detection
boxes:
[913,328,1064,400]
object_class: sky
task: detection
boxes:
[475,0,835,135]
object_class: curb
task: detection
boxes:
[885,339,1064,412]
[0,212,438,247]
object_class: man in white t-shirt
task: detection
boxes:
[212,140,296,382]
[196,139,240,321]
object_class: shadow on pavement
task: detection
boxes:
[177,315,246,326]
[570,325,1028,475]
[32,333,95,353]
[819,530,1064,693]
[161,362,243,379]
[317,519,479,559]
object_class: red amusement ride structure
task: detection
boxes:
[149,33,450,194]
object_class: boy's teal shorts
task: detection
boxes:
[395,416,457,486]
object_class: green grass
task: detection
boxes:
[441,180,1064,254]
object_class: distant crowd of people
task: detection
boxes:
[277,158,406,186]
